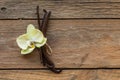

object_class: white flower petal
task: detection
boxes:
[16,34,29,50]
[21,47,35,54]
[27,28,44,43]
[35,38,47,48]
[27,24,35,33]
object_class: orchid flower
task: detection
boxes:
[16,24,47,54]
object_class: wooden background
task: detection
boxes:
[0,0,120,80]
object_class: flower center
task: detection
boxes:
[30,42,35,48]
[27,41,35,48]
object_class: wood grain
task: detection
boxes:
[0,19,120,68]
[0,70,119,80]
[98,70,120,80]
[0,70,95,80]
[0,0,120,19]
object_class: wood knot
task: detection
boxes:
[1,7,7,11]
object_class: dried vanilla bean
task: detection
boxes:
[36,6,62,73]
[36,6,44,64]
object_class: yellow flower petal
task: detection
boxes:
[27,24,35,33]
[21,46,35,54]
[35,38,47,48]
[16,34,29,50]
[27,26,44,43]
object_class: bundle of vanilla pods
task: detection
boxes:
[36,6,62,73]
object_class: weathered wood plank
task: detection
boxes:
[0,0,120,19]
[0,70,95,80]
[0,70,119,80]
[98,70,120,80]
[0,20,120,68]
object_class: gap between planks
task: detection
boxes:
[1,18,120,20]
[0,68,119,70]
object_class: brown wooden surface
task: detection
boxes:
[0,0,120,80]
[0,20,120,68]
[0,70,119,80]
[1,0,120,19]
